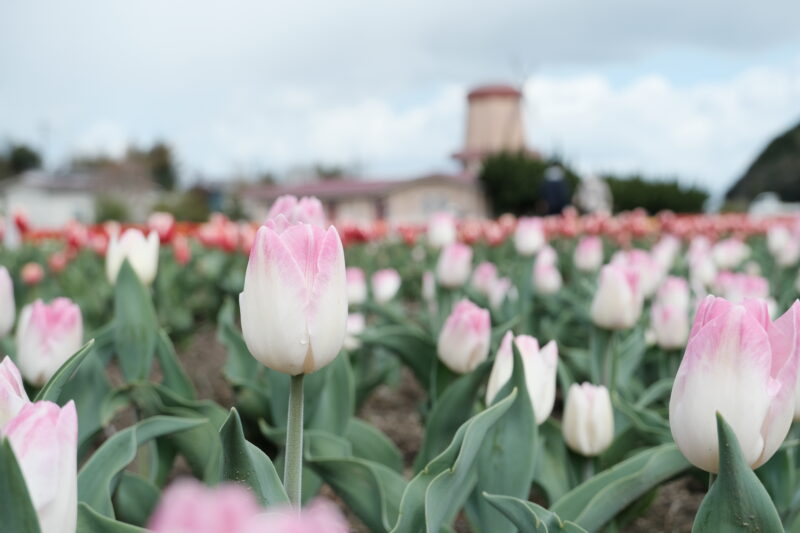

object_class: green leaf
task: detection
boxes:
[466,344,538,533]
[391,388,518,533]
[360,324,436,389]
[114,260,158,381]
[217,298,261,387]
[219,409,289,507]
[112,472,160,527]
[154,329,196,400]
[33,339,95,402]
[78,416,205,517]
[77,503,149,533]
[691,413,785,532]
[307,353,355,435]
[534,419,574,504]
[483,493,588,533]
[414,360,491,471]
[550,444,690,532]
[0,440,41,533]
[345,418,404,473]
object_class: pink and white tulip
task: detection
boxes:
[106,228,160,285]
[485,332,558,424]
[562,383,614,457]
[371,269,401,303]
[437,299,491,374]
[3,401,77,533]
[514,217,545,256]
[573,236,603,272]
[266,195,327,230]
[0,356,29,428]
[471,262,498,295]
[343,313,365,351]
[346,267,367,305]
[148,212,176,243]
[533,246,562,295]
[427,212,456,248]
[669,296,800,472]
[650,277,691,350]
[590,264,642,330]
[239,223,347,375]
[0,266,14,337]
[242,500,349,533]
[435,243,473,289]
[16,298,83,386]
[487,276,514,310]
[712,237,750,270]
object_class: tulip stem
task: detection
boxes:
[284,373,305,506]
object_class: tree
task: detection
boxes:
[148,142,178,190]
[0,142,42,179]
[603,174,708,213]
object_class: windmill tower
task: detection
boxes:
[452,84,532,174]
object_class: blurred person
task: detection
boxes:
[574,174,612,214]
[539,165,570,215]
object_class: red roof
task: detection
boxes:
[468,84,522,101]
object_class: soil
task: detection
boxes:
[178,326,703,532]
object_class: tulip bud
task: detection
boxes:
[651,234,681,272]
[487,276,513,310]
[21,262,44,286]
[0,356,29,428]
[371,269,401,303]
[239,223,347,375]
[650,277,691,350]
[437,299,490,373]
[533,246,562,295]
[148,478,261,533]
[3,401,77,533]
[712,238,750,270]
[573,236,603,272]
[241,500,349,533]
[16,298,83,386]
[106,229,160,285]
[514,217,545,256]
[590,264,642,330]
[485,331,558,424]
[436,243,473,289]
[343,313,365,351]
[172,235,192,266]
[471,262,498,295]
[346,267,367,305]
[670,297,800,473]
[427,212,456,248]
[266,195,327,230]
[0,266,15,337]
[562,383,614,457]
[148,212,176,243]
[611,249,662,297]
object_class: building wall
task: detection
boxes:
[332,198,378,224]
[3,187,95,228]
[386,182,487,223]
[465,96,526,154]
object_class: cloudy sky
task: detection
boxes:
[1,1,799,195]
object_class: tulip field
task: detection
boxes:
[3,199,800,533]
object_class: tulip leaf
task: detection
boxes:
[112,472,160,527]
[466,344,538,533]
[33,338,96,403]
[217,298,262,388]
[391,388,518,533]
[345,418,404,473]
[483,493,588,533]
[114,260,158,381]
[691,413,785,532]
[154,329,196,400]
[78,415,205,517]
[0,440,41,533]
[550,443,690,531]
[360,324,436,389]
[77,502,149,533]
[413,360,491,471]
[219,408,289,507]
[534,419,574,504]
[308,353,355,435]
[308,455,407,532]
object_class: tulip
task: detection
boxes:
[650,277,690,350]
[437,299,491,373]
[651,234,681,272]
[0,356,29,428]
[16,298,83,386]
[487,276,513,310]
[590,264,642,330]
[514,217,545,256]
[21,262,44,286]
[562,383,615,457]
[239,223,347,375]
[239,223,257,255]
[343,313,365,351]
[533,246,562,295]
[172,235,192,266]
[573,236,603,272]
[148,478,261,533]
[346,267,367,305]
[266,195,327,230]
[713,271,769,303]
[371,269,401,303]
[106,228,160,285]
[485,331,558,424]
[148,212,176,243]
[611,249,662,297]
[669,296,800,473]
[427,212,456,248]
[242,500,349,533]
[436,243,473,289]
[0,266,14,337]
[656,276,691,311]
[471,261,498,295]
[712,238,750,270]
[3,401,77,533]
